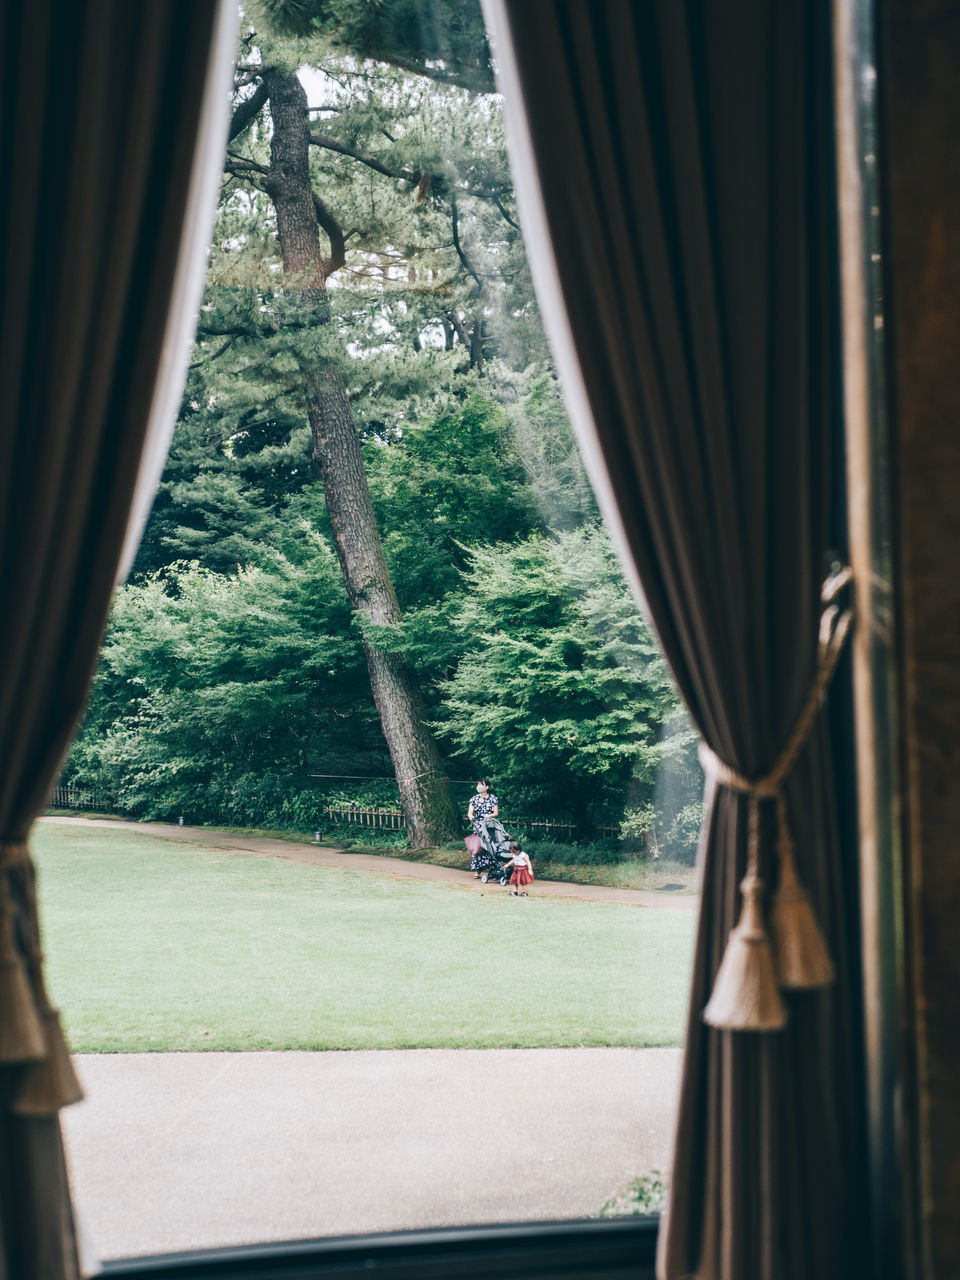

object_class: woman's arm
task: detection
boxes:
[468,802,475,820]
[491,804,499,817]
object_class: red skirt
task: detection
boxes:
[510,867,533,886]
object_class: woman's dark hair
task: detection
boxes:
[477,777,491,789]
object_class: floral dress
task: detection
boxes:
[469,793,499,871]
[471,793,498,835]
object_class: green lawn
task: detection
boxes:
[33,822,696,1054]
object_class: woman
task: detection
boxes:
[467,778,499,877]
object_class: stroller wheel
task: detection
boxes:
[499,875,509,886]
[480,873,488,884]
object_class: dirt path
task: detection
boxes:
[38,815,698,910]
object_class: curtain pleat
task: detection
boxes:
[484,2,869,1277]
[0,2,235,1274]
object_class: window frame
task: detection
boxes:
[99,1218,659,1280]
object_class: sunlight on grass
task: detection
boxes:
[33,823,695,1053]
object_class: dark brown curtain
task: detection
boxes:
[0,2,234,1275]
[485,2,869,1277]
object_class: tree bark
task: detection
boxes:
[261,66,460,847]
[470,317,485,374]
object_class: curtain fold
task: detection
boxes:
[0,1,235,1274]
[484,2,869,1277]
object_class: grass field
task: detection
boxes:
[33,822,696,1054]
[396,844,698,893]
[44,810,699,893]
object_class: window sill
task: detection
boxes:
[100,1216,659,1280]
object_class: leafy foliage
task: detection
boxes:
[596,1172,668,1218]
[249,0,494,93]
[365,392,536,606]
[69,550,376,823]
[434,530,691,839]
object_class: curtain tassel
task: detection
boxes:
[703,800,788,1031]
[11,855,84,1114]
[0,847,46,1063]
[703,873,788,1031]
[14,1007,84,1115]
[770,805,835,989]
[0,909,45,1064]
[699,569,853,1030]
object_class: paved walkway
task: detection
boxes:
[62,1048,682,1261]
[38,816,698,910]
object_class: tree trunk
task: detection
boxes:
[470,316,485,374]
[262,66,460,847]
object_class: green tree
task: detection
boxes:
[251,0,494,92]
[69,543,380,824]
[365,393,536,607]
[437,530,682,834]
[205,42,485,845]
[193,20,551,843]
[71,13,705,860]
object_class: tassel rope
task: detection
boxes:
[11,853,83,1114]
[0,842,46,1063]
[700,568,853,1031]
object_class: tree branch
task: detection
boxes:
[225,153,271,176]
[228,81,269,143]
[445,310,470,348]
[450,193,482,293]
[309,132,420,185]
[307,132,513,219]
[196,318,263,339]
[189,335,238,369]
[224,156,274,200]
[492,193,520,231]
[312,190,346,278]
[365,53,493,96]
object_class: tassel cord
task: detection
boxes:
[19,855,56,1016]
[700,572,853,1029]
[0,838,84,1110]
[0,842,47,1063]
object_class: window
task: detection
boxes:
[42,3,697,1266]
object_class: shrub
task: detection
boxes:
[659,801,705,863]
[520,838,626,867]
[329,825,409,850]
[596,1172,667,1218]
[319,782,403,810]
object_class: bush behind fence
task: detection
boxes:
[320,804,620,843]
[49,785,113,812]
[47,786,620,845]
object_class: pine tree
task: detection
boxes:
[212,52,460,846]
[197,23,547,845]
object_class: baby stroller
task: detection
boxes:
[475,815,513,885]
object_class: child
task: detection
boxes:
[503,841,534,896]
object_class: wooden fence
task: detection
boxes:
[49,785,111,812]
[47,790,619,842]
[322,805,619,841]
[323,805,406,831]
